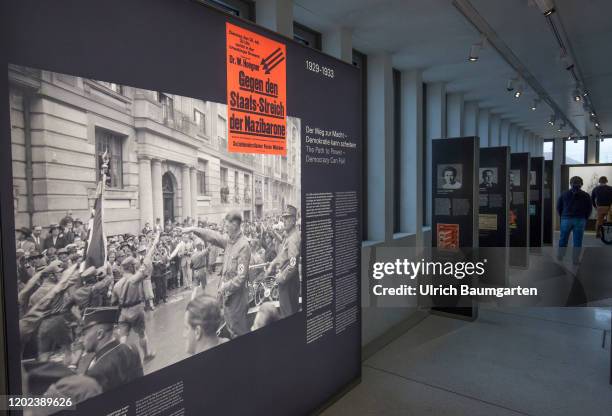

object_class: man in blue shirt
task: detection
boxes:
[591,176,612,238]
[556,176,592,264]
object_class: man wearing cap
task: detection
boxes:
[111,233,160,361]
[73,218,87,241]
[43,223,67,250]
[80,307,143,392]
[266,205,301,318]
[66,266,113,319]
[137,244,155,311]
[190,240,208,293]
[179,210,251,338]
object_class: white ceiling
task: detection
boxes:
[294,0,612,139]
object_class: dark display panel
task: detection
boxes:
[478,146,510,286]
[529,157,544,249]
[0,1,362,414]
[509,153,530,268]
[431,137,479,320]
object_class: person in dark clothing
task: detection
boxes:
[556,176,592,263]
[590,176,612,238]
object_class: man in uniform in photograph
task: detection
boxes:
[111,232,159,362]
[479,169,499,192]
[180,210,251,338]
[441,166,462,190]
[80,306,143,392]
[43,223,67,250]
[190,240,208,294]
[266,205,301,318]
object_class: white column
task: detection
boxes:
[500,119,511,146]
[322,27,353,64]
[446,92,464,138]
[425,82,447,226]
[366,53,394,241]
[490,114,501,147]
[400,69,423,245]
[587,135,597,163]
[478,108,491,147]
[256,0,293,37]
[138,157,153,229]
[151,158,163,225]
[190,167,198,222]
[463,101,479,136]
[181,165,191,221]
[509,124,518,151]
[517,129,525,152]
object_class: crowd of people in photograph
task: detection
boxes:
[14,205,302,410]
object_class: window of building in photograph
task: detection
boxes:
[564,138,586,164]
[97,81,122,95]
[234,170,240,203]
[197,160,209,195]
[158,93,174,122]
[244,173,251,203]
[194,109,206,135]
[597,137,612,163]
[95,128,123,188]
[543,140,554,161]
[293,23,322,50]
[220,166,229,203]
[197,0,254,20]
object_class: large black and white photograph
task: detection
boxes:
[509,169,521,188]
[436,164,463,190]
[9,64,302,405]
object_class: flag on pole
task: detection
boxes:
[85,151,108,268]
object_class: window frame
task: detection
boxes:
[194,108,206,135]
[94,127,124,189]
[197,0,254,21]
[563,137,587,164]
[293,22,322,50]
[543,139,555,161]
[596,136,612,163]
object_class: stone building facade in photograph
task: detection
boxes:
[9,65,300,236]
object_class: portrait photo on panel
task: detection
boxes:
[509,169,521,188]
[530,170,537,186]
[479,167,499,191]
[437,164,463,190]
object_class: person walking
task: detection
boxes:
[556,176,592,264]
[590,176,612,238]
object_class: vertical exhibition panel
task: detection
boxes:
[509,153,530,268]
[529,157,544,250]
[431,137,479,319]
[478,146,510,286]
[1,1,363,415]
[543,160,554,245]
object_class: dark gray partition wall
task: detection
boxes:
[543,160,554,245]
[529,156,545,250]
[509,153,530,268]
[478,146,510,286]
[431,137,479,320]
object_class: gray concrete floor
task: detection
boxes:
[323,233,612,416]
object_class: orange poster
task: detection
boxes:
[226,23,287,155]
[437,223,460,249]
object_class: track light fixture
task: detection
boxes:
[531,98,540,111]
[514,84,523,99]
[506,79,515,92]
[558,121,565,132]
[534,0,556,16]
[548,114,556,126]
[573,88,581,102]
[468,35,486,63]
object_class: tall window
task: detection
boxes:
[220,167,229,203]
[597,138,612,163]
[194,109,206,135]
[244,173,251,203]
[564,138,586,164]
[393,68,401,233]
[543,140,554,161]
[95,128,123,188]
[197,160,208,195]
[197,0,254,20]
[293,23,322,50]
[158,93,174,122]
